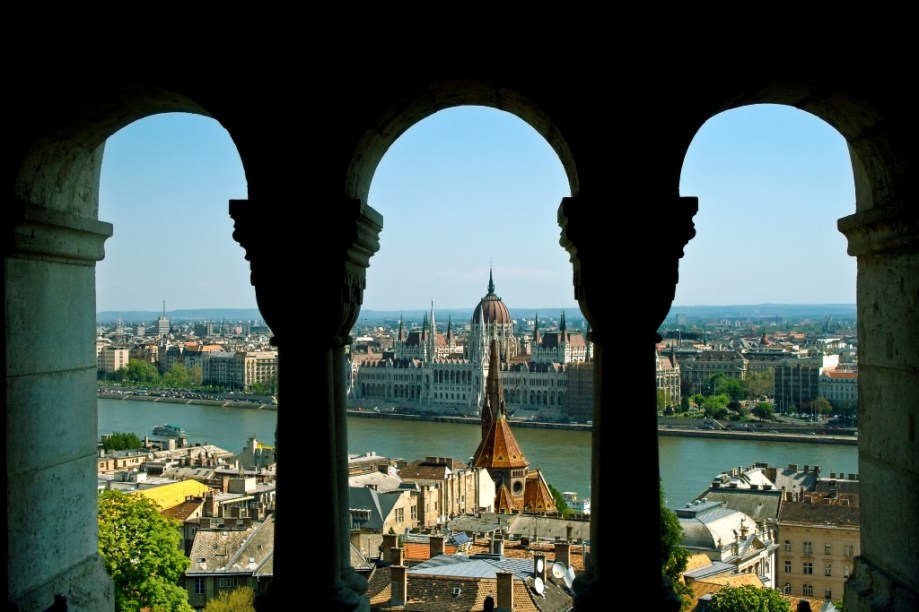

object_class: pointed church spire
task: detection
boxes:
[487,266,495,295]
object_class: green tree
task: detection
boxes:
[814,396,833,416]
[102,432,143,451]
[714,376,745,402]
[708,584,791,612]
[162,363,192,389]
[203,586,256,612]
[189,364,204,386]
[98,490,193,612]
[702,394,730,419]
[548,483,570,515]
[660,483,693,611]
[742,367,775,399]
[753,402,775,421]
[116,359,161,385]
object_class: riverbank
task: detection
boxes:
[97,392,857,445]
[347,409,858,444]
[97,391,277,411]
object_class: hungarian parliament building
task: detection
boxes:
[346,272,597,422]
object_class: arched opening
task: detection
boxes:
[95,110,270,468]
[348,104,590,528]
[661,103,858,506]
[8,75,916,612]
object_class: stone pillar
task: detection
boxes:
[559,194,695,611]
[231,197,382,612]
[6,203,116,611]
[839,204,919,612]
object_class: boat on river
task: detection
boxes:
[152,423,186,438]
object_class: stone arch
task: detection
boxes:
[345,79,581,204]
[8,87,251,611]
[14,87,236,215]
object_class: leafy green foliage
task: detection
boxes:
[162,363,192,389]
[203,586,256,612]
[753,402,775,420]
[708,585,791,612]
[660,482,694,610]
[98,490,193,612]
[113,359,161,385]
[547,483,570,515]
[101,432,143,451]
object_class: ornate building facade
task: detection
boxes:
[347,271,591,418]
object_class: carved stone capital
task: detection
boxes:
[845,555,919,612]
[558,195,696,339]
[230,198,382,347]
[838,202,919,257]
[8,202,113,265]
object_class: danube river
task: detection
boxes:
[98,398,859,510]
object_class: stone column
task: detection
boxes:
[6,203,116,611]
[231,197,382,612]
[559,194,696,611]
[839,204,919,612]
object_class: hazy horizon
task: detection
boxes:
[98,105,856,313]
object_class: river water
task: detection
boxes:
[98,398,858,510]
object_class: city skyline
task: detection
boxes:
[97,104,856,314]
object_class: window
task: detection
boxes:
[194,578,205,595]
[803,562,813,575]
[825,563,832,576]
[395,507,404,523]
[784,540,792,552]
[785,560,792,573]
[803,584,814,597]
[843,544,854,557]
[410,505,417,520]
[218,577,239,588]
[825,589,833,600]
[803,541,813,554]
[825,543,832,555]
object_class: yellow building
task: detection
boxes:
[777,493,860,603]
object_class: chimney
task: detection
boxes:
[566,525,573,542]
[496,571,514,612]
[555,541,571,567]
[205,491,217,517]
[534,554,547,582]
[390,565,407,607]
[200,517,211,528]
[391,546,403,566]
[491,536,504,556]
[222,476,230,493]
[350,531,362,550]
[429,534,445,558]
[382,534,398,562]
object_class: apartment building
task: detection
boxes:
[777,492,860,602]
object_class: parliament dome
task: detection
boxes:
[472,270,511,326]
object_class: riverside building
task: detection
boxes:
[346,271,591,420]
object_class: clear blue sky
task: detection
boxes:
[97,104,856,314]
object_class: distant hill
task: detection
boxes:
[97,309,265,324]
[98,304,857,326]
[663,304,856,322]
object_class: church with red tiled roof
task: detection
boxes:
[472,337,557,514]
